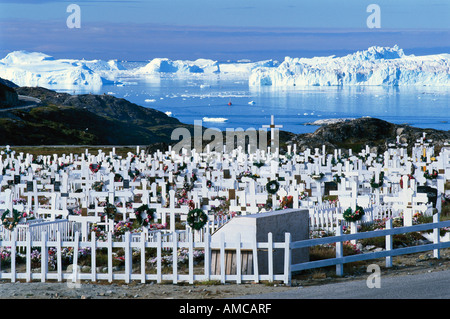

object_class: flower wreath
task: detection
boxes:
[1,209,22,231]
[370,171,384,189]
[89,163,101,173]
[187,208,208,230]
[343,206,365,222]
[92,181,104,192]
[134,204,156,227]
[266,180,280,194]
[103,203,117,219]
[424,169,438,180]
[206,180,213,188]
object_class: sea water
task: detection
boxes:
[59,67,450,135]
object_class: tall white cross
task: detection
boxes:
[262,115,283,150]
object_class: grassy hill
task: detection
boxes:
[0,86,194,146]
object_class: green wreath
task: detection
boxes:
[2,209,22,231]
[266,180,280,194]
[186,208,208,230]
[104,203,117,220]
[134,204,156,226]
[424,169,438,180]
[370,171,384,189]
[343,206,365,222]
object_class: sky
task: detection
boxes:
[0,0,449,61]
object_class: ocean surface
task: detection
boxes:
[57,64,450,135]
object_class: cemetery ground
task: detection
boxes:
[1,197,449,299]
[1,196,449,299]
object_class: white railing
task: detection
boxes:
[0,230,290,285]
[1,219,80,241]
[291,214,450,276]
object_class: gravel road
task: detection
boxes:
[0,250,448,300]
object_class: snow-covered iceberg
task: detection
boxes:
[136,58,220,75]
[249,46,450,87]
[0,51,118,89]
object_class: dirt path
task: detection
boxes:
[1,250,448,299]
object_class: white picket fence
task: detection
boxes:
[1,219,80,242]
[0,213,448,285]
[0,229,289,284]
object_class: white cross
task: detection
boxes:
[262,115,283,150]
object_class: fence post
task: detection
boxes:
[385,218,393,268]
[268,232,273,282]
[57,231,62,282]
[172,230,178,284]
[26,231,31,282]
[336,222,343,277]
[72,231,79,283]
[156,232,162,283]
[11,230,16,283]
[204,230,210,282]
[189,231,194,284]
[91,231,97,282]
[284,232,291,285]
[107,231,113,283]
[433,212,441,259]
[124,231,131,283]
[140,232,146,284]
[41,231,48,282]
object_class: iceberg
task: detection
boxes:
[202,117,228,122]
[249,46,450,87]
[0,51,117,90]
[136,58,220,75]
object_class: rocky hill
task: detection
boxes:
[284,117,450,154]
[1,80,449,152]
[0,82,19,108]
[0,84,194,146]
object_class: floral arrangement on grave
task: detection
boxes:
[89,163,101,173]
[424,169,438,180]
[1,209,22,231]
[370,171,384,189]
[134,204,156,227]
[103,202,117,220]
[114,174,123,182]
[237,171,260,181]
[92,181,104,192]
[114,219,133,236]
[266,180,280,194]
[299,192,308,201]
[280,195,293,209]
[312,172,324,181]
[187,208,208,231]
[206,180,213,188]
[399,174,415,188]
[343,206,365,223]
